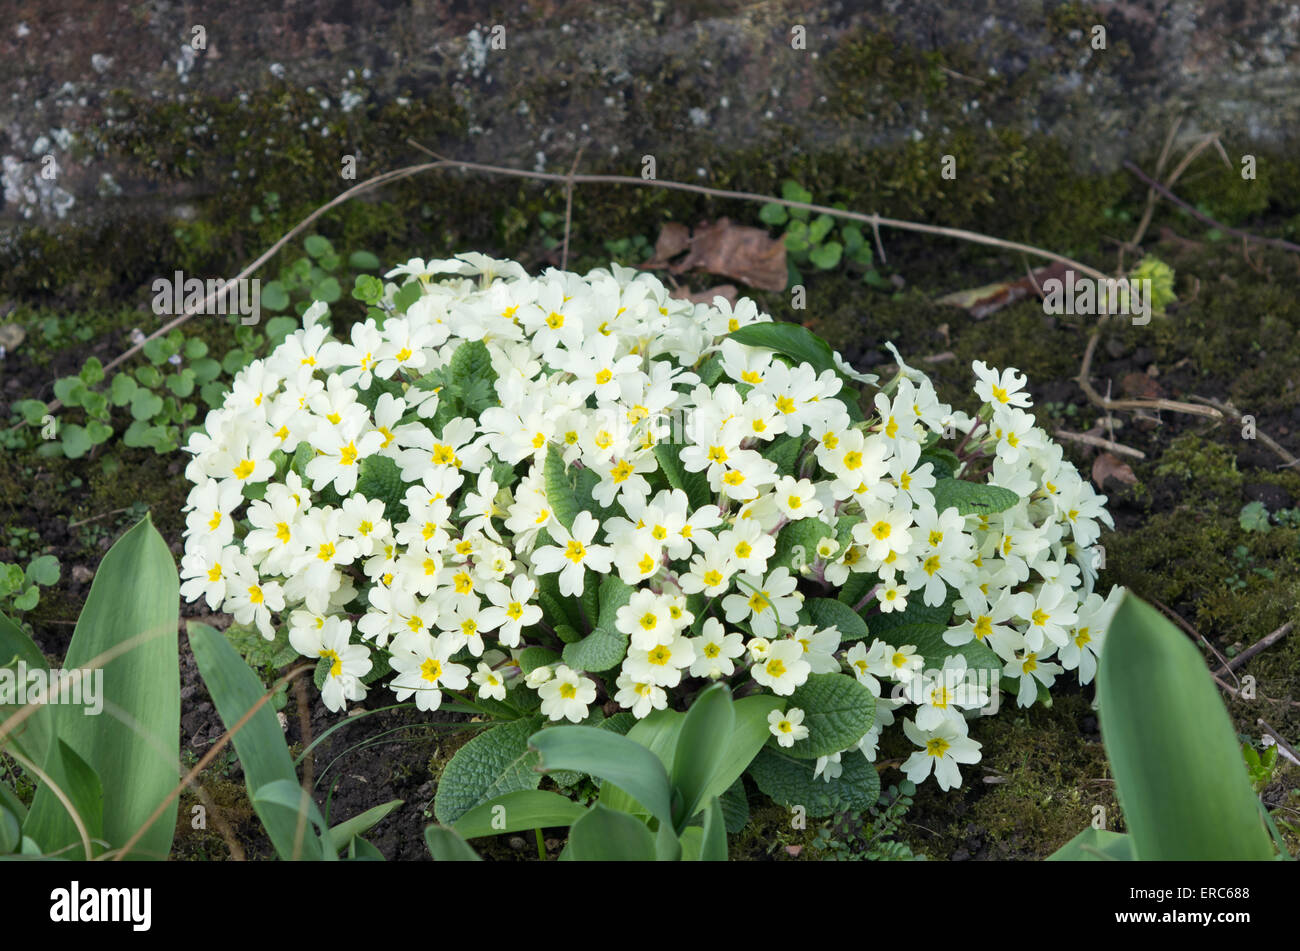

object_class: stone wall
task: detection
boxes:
[3,0,1297,228]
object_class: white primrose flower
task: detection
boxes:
[538,665,597,723]
[530,511,613,597]
[750,638,811,696]
[768,707,810,747]
[901,717,982,791]
[388,630,470,712]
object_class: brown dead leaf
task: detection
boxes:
[1120,371,1164,400]
[1092,452,1137,489]
[642,222,692,270]
[936,261,1068,320]
[669,217,787,291]
[669,284,738,306]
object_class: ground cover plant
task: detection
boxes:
[167,250,1128,841]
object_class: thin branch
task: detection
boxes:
[1075,327,1223,419]
[1186,395,1300,469]
[31,146,1116,422]
[1124,160,1300,254]
[1151,596,1238,686]
[1052,428,1146,459]
[1214,622,1294,677]
[1258,719,1300,766]
[560,144,585,272]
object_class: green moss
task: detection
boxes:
[729,795,822,860]
[895,691,1113,860]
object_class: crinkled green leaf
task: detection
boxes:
[780,672,876,759]
[561,626,627,673]
[433,717,544,825]
[930,478,1019,517]
[746,746,880,818]
[801,597,869,642]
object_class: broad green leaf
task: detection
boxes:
[1096,592,1274,860]
[13,399,47,425]
[652,443,711,510]
[425,825,482,861]
[781,179,813,213]
[762,434,803,477]
[727,322,835,375]
[759,203,788,226]
[562,626,627,672]
[594,575,635,631]
[1046,826,1135,861]
[809,240,842,270]
[837,571,873,609]
[260,281,290,312]
[21,739,104,857]
[448,340,498,415]
[26,517,178,861]
[678,824,703,861]
[326,798,404,854]
[701,693,785,803]
[719,778,749,834]
[0,611,54,765]
[393,281,421,314]
[725,323,864,420]
[543,445,581,532]
[531,726,674,828]
[190,621,306,860]
[313,277,341,304]
[59,425,91,459]
[808,214,834,245]
[346,835,385,861]
[671,683,735,829]
[304,235,333,259]
[909,622,1003,683]
[919,447,960,480]
[517,646,560,676]
[554,624,583,645]
[930,478,1020,517]
[454,789,587,839]
[129,389,164,422]
[433,717,544,825]
[265,316,299,347]
[565,803,656,861]
[0,802,19,853]
[746,746,880,818]
[251,779,327,861]
[868,590,957,645]
[779,672,876,759]
[85,421,113,445]
[771,518,831,572]
[354,454,409,524]
[349,250,382,270]
[0,781,28,826]
[11,586,38,611]
[698,796,727,860]
[26,555,60,587]
[655,814,682,860]
[802,597,869,642]
[53,376,87,407]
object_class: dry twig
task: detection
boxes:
[1052,428,1146,459]
[1213,622,1294,677]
